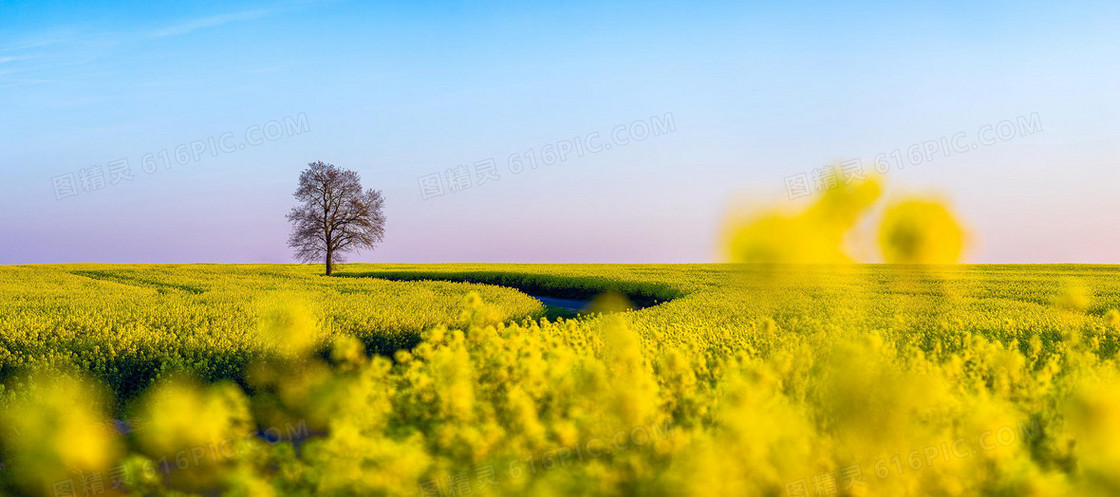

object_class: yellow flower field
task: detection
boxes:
[2,262,1120,496]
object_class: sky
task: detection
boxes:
[1,0,1118,264]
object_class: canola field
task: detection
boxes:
[2,262,1120,496]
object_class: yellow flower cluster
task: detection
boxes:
[2,260,1120,495]
[0,263,541,400]
[723,177,969,265]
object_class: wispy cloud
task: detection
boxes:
[147,9,272,38]
[0,39,62,53]
[0,6,291,89]
[0,78,55,89]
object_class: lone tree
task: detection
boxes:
[287,161,386,275]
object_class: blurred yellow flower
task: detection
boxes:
[878,198,967,264]
[257,294,320,358]
[133,377,252,461]
[0,374,121,496]
[1054,279,1092,312]
[724,176,882,264]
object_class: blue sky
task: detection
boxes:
[2,0,1118,263]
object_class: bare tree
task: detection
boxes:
[287,161,386,275]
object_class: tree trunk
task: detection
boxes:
[325,249,333,276]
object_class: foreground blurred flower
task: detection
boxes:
[724,177,882,264]
[0,373,121,496]
[1066,376,1120,495]
[256,294,320,358]
[1053,279,1092,312]
[878,198,967,264]
[133,378,253,456]
[587,291,634,314]
[130,377,253,490]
